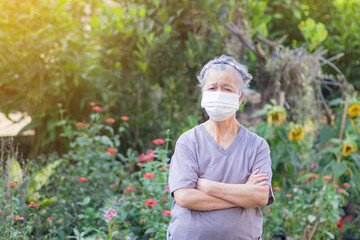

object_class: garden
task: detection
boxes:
[0,0,360,239]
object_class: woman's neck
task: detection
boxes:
[204,116,241,144]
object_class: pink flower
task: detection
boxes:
[323,176,331,181]
[125,187,134,192]
[293,188,298,193]
[109,184,116,189]
[107,148,117,155]
[311,164,319,170]
[144,173,154,179]
[167,163,170,168]
[333,184,339,188]
[162,210,171,216]
[78,177,88,182]
[310,173,319,179]
[166,185,170,191]
[106,118,115,124]
[104,207,117,223]
[304,179,311,183]
[140,155,152,162]
[161,196,167,201]
[337,188,346,194]
[299,170,306,174]
[12,215,25,221]
[6,182,18,188]
[273,187,281,191]
[343,183,351,188]
[152,139,165,145]
[48,216,56,221]
[27,202,39,208]
[93,106,101,111]
[286,194,293,198]
[75,122,84,127]
[120,116,129,121]
[89,102,96,106]
[136,163,144,166]
[144,199,157,207]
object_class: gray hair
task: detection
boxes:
[197,55,253,91]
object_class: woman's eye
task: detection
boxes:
[225,89,231,91]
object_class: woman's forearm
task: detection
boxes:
[197,180,269,208]
[174,188,237,211]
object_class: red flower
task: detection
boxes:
[136,163,144,166]
[161,196,167,201]
[140,155,152,162]
[167,163,170,168]
[48,216,56,221]
[144,173,154,179]
[345,215,352,222]
[27,202,39,208]
[107,148,117,154]
[75,122,84,127]
[166,185,170,191]
[343,183,351,188]
[145,199,157,207]
[125,187,134,192]
[6,182,18,188]
[286,194,293,198]
[299,170,306,174]
[310,173,319,179]
[333,184,339,188]
[106,118,115,124]
[89,102,96,106]
[152,139,165,145]
[304,179,311,183]
[337,217,344,229]
[162,210,171,216]
[120,116,129,121]
[323,176,331,181]
[266,208,272,213]
[273,187,281,191]
[337,188,346,194]
[93,106,101,111]
[78,177,88,182]
[12,215,24,221]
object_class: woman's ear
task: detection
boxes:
[239,92,245,105]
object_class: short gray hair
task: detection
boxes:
[197,55,253,91]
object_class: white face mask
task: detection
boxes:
[201,91,240,121]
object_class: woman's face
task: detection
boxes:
[203,68,241,95]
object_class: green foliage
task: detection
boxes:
[263,173,348,239]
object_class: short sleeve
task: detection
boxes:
[168,142,200,197]
[251,139,274,206]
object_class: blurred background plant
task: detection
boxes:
[1,0,359,238]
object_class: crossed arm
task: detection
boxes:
[174,169,270,211]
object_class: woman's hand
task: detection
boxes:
[245,169,268,186]
[196,178,212,194]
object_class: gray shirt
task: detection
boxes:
[167,123,274,240]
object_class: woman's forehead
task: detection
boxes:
[204,69,239,86]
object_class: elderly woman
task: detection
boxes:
[167,55,274,240]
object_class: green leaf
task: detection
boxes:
[331,161,347,177]
[307,214,316,223]
[27,160,62,197]
[139,8,146,17]
[165,25,172,34]
[8,157,23,184]
[319,125,337,145]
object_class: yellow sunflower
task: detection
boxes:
[348,103,360,118]
[267,108,286,126]
[342,142,356,157]
[288,125,304,142]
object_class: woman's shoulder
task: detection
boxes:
[175,124,203,146]
[242,126,269,149]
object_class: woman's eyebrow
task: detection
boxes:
[223,83,235,88]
